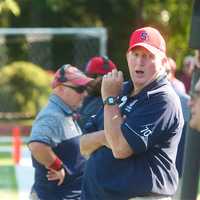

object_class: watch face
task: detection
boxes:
[104,96,117,105]
[108,97,115,104]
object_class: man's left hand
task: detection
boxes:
[47,168,66,186]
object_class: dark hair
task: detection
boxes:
[101,56,110,71]
[87,77,102,97]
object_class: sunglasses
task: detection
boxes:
[61,84,87,94]
[190,90,200,101]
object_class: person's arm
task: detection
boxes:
[104,105,133,159]
[29,142,57,167]
[80,130,109,157]
[28,142,65,185]
[102,69,134,159]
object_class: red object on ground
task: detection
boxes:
[12,127,22,164]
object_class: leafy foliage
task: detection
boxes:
[7,0,195,76]
[0,0,20,26]
[0,0,20,16]
[0,61,52,115]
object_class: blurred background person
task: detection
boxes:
[167,57,186,93]
[188,78,200,132]
[179,55,195,93]
[28,64,93,200]
[78,56,116,131]
[194,49,200,69]
[165,57,190,178]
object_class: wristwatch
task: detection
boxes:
[103,96,118,106]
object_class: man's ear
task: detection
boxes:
[126,51,129,59]
[126,51,131,64]
[161,56,169,68]
[56,85,64,93]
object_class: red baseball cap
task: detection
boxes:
[128,27,166,57]
[85,56,116,75]
[51,64,93,89]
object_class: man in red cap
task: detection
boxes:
[80,27,183,200]
[28,64,93,200]
[78,56,116,131]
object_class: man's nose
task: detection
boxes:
[135,56,144,67]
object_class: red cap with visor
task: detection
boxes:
[51,64,93,89]
[128,27,166,57]
[86,56,116,75]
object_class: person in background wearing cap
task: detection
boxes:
[165,57,190,178]
[80,27,184,200]
[78,56,116,131]
[28,64,93,200]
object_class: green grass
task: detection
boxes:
[0,152,19,200]
[0,142,12,146]
[0,142,27,147]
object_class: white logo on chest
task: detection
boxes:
[119,96,128,108]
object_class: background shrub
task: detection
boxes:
[0,61,52,116]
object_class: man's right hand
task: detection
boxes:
[80,130,110,157]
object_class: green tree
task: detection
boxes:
[7,0,194,75]
[0,0,20,26]
[0,61,52,115]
